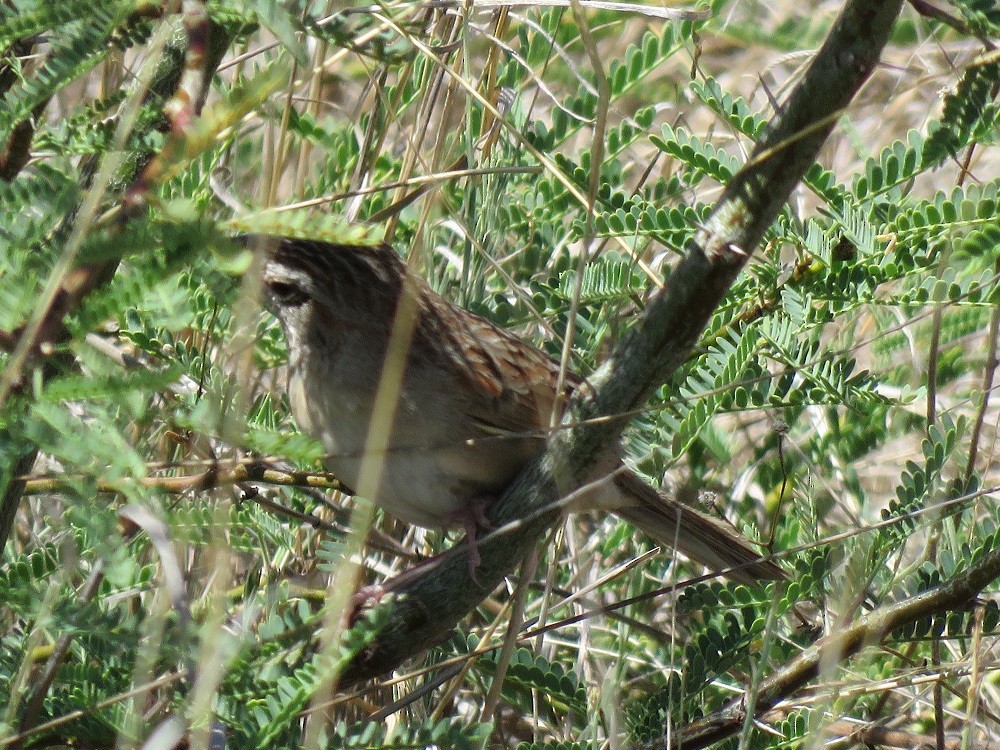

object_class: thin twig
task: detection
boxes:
[965,257,1000,483]
[668,535,1000,748]
[18,460,345,496]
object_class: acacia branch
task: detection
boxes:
[338,0,906,686]
[17,461,345,496]
[668,541,1000,748]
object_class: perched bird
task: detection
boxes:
[254,235,784,583]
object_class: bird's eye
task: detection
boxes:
[268,281,309,307]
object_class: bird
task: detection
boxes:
[252,234,785,584]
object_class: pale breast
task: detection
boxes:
[290,360,505,527]
[287,307,554,529]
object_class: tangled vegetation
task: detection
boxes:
[1,0,1000,748]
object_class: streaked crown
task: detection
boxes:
[243,235,407,320]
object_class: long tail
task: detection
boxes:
[612,470,785,585]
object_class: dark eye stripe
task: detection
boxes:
[268,280,309,307]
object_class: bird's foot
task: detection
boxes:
[445,498,494,581]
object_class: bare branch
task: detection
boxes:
[337,0,907,686]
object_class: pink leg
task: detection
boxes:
[446,498,494,578]
[349,500,497,624]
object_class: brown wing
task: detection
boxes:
[415,282,583,441]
